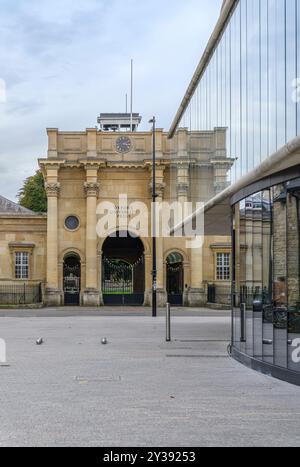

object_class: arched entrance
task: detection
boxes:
[63,253,81,306]
[167,252,184,306]
[102,232,145,306]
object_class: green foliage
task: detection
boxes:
[18,170,47,213]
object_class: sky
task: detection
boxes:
[0,0,222,201]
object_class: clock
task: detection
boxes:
[116,136,132,154]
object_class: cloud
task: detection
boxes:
[0,0,222,200]
[0,79,6,103]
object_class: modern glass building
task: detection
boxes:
[169,0,300,183]
[169,0,300,385]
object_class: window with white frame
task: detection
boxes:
[216,253,230,281]
[15,252,29,279]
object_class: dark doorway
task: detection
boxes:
[102,232,145,306]
[167,252,184,306]
[63,254,81,306]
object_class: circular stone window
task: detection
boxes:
[65,216,80,231]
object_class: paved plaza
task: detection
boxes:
[0,308,300,447]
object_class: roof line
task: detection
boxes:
[0,195,36,215]
[168,0,238,139]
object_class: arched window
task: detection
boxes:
[167,252,184,306]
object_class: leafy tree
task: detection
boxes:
[18,170,47,213]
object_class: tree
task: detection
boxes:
[18,170,47,213]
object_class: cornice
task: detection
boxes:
[106,162,145,170]
[39,159,66,169]
[80,159,107,170]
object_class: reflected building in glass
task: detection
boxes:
[169,0,300,385]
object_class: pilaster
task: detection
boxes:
[86,128,98,159]
[47,128,58,159]
[176,161,190,204]
[149,164,167,305]
[44,176,62,306]
[83,165,100,307]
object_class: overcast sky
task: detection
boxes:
[0,0,222,201]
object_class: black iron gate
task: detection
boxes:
[64,264,80,306]
[167,256,184,306]
[102,257,144,306]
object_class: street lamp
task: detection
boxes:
[149,116,157,318]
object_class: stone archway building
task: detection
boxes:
[0,125,233,307]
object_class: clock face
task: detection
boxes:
[116,136,132,154]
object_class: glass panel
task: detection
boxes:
[272,183,288,369]
[233,201,244,350]
[276,0,287,149]
[262,190,274,364]
[260,0,269,162]
[253,192,264,360]
[240,0,248,176]
[287,180,300,372]
[240,195,253,355]
[286,0,297,142]
[297,0,300,135]
[268,0,278,155]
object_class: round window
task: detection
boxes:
[65,216,80,231]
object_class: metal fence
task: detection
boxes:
[0,283,42,305]
[207,284,231,306]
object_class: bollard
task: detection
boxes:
[166,303,171,342]
[240,303,246,343]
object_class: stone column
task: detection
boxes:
[183,260,191,306]
[83,167,100,307]
[188,239,205,307]
[177,128,188,159]
[212,161,231,194]
[45,180,61,306]
[152,166,167,307]
[176,161,190,206]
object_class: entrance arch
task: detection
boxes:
[167,252,184,306]
[102,232,145,306]
[63,253,81,306]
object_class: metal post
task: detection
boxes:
[166,303,171,342]
[130,59,133,132]
[240,303,246,343]
[149,116,157,318]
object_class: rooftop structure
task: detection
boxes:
[97,113,142,132]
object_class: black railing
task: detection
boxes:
[0,283,42,305]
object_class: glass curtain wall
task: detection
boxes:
[232,179,300,372]
[180,0,300,183]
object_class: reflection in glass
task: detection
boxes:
[232,181,300,374]
[287,179,300,371]
[262,190,273,364]
[272,184,288,368]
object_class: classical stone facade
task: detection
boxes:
[0,126,233,307]
[0,197,47,289]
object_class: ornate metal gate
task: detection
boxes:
[64,264,80,306]
[167,253,184,306]
[102,256,145,306]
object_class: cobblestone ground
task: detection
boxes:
[0,309,300,447]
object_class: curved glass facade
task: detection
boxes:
[232,177,300,377]
[179,0,300,184]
